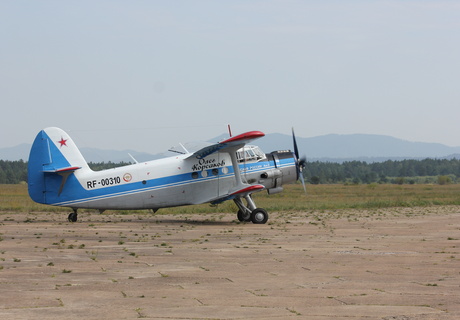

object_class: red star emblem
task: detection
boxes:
[58,137,68,148]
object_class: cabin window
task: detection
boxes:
[192,172,199,179]
[212,169,219,176]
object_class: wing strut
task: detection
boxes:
[228,146,244,187]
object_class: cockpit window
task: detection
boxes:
[236,146,266,163]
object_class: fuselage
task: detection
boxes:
[40,148,297,211]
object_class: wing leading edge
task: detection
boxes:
[186,131,265,159]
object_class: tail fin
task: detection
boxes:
[28,127,91,204]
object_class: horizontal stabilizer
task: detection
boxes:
[43,166,82,173]
[41,166,82,196]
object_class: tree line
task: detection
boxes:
[0,160,131,184]
[1,158,460,185]
[304,158,460,184]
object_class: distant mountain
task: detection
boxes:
[2,133,460,163]
[76,147,162,163]
[0,144,31,161]
[0,144,160,163]
[255,133,460,162]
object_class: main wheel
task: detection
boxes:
[250,208,268,224]
[237,210,251,222]
[68,212,78,222]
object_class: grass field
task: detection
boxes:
[2,183,460,215]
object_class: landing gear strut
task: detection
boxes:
[233,195,268,224]
[68,209,78,222]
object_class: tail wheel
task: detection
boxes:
[251,208,268,224]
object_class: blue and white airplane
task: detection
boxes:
[28,127,306,224]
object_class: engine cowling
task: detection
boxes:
[260,169,282,180]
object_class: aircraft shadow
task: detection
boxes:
[144,219,238,226]
[18,216,239,226]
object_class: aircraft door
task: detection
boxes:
[217,153,230,198]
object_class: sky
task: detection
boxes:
[1,0,459,154]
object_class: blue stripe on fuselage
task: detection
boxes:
[51,156,295,208]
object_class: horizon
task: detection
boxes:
[3,131,460,163]
[5,130,460,151]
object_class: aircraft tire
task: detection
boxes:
[237,210,251,222]
[68,212,78,222]
[251,208,268,224]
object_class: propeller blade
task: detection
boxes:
[299,171,307,194]
[292,127,307,194]
[292,127,300,159]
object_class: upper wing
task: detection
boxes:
[186,131,265,159]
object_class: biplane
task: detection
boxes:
[28,127,306,224]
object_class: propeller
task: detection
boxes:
[292,128,307,194]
